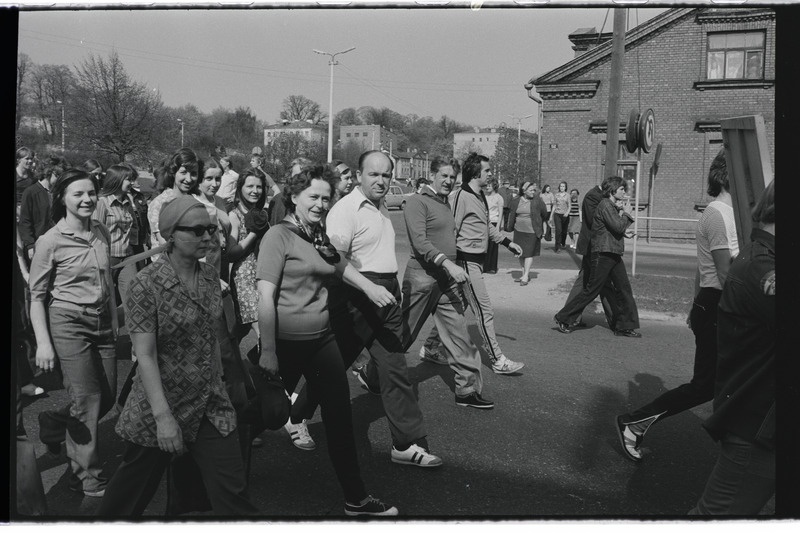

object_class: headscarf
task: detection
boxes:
[159,195,207,241]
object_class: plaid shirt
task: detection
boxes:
[93,194,138,258]
[116,256,236,447]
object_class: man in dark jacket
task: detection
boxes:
[557,183,619,331]
[18,155,67,265]
[690,180,775,515]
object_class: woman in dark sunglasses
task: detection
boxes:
[254,166,398,516]
[97,195,258,516]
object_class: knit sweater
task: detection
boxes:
[403,186,457,270]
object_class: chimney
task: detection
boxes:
[568,27,613,58]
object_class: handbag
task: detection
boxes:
[239,345,291,432]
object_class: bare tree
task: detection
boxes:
[16,54,32,132]
[70,51,166,162]
[27,63,74,138]
[280,95,326,124]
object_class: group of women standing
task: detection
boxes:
[22,146,398,517]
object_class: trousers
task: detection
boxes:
[423,258,505,364]
[295,275,427,448]
[96,417,258,517]
[401,264,483,397]
[621,288,721,425]
[563,251,619,329]
[689,433,775,515]
[556,252,639,331]
[46,306,117,493]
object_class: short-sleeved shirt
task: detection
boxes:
[553,191,571,215]
[326,187,398,274]
[93,194,138,258]
[256,224,345,341]
[486,193,504,224]
[147,188,178,244]
[28,219,113,309]
[116,257,235,447]
[216,169,240,204]
[697,199,739,289]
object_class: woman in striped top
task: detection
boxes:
[567,188,582,249]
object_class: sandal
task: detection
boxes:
[520,279,529,286]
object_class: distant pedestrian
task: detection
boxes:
[82,159,104,189]
[497,180,513,231]
[15,147,37,215]
[567,188,582,249]
[550,180,570,253]
[483,178,504,273]
[554,176,640,337]
[18,154,67,266]
[247,152,282,198]
[540,183,554,242]
[616,149,738,460]
[690,180,774,515]
[216,155,239,211]
[329,159,355,204]
[505,181,548,286]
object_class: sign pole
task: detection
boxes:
[632,158,641,277]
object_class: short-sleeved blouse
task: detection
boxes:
[553,191,571,215]
[115,256,236,447]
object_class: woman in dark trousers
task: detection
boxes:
[554,175,641,337]
[96,195,258,517]
[550,180,571,253]
[255,166,398,517]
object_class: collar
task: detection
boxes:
[157,254,214,296]
[105,194,131,206]
[352,186,382,211]
[462,181,489,207]
[420,185,448,205]
[750,228,775,253]
[55,218,103,237]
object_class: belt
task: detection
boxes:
[50,301,109,316]
[360,271,398,280]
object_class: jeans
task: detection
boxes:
[622,288,721,425]
[553,213,569,250]
[96,418,258,517]
[555,252,639,331]
[110,255,139,309]
[689,433,775,515]
[423,259,505,364]
[402,263,483,397]
[278,333,368,504]
[294,276,427,448]
[47,306,117,493]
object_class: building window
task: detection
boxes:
[346,133,351,137]
[707,31,764,80]
[355,133,360,137]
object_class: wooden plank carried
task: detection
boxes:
[720,115,774,251]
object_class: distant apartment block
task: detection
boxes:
[338,124,401,152]
[264,119,327,145]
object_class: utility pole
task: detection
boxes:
[313,47,356,163]
[604,8,627,178]
[508,113,533,179]
[56,99,65,152]
[524,84,543,183]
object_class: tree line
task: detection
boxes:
[16,51,537,184]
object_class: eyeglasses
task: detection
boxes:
[174,224,218,237]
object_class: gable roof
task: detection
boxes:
[529,7,696,86]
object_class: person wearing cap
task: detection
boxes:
[96,194,258,516]
[505,180,549,286]
[28,168,118,498]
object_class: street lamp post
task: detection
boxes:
[422,151,428,180]
[507,113,533,180]
[56,99,65,152]
[313,46,356,163]
[177,118,184,147]
[524,83,543,183]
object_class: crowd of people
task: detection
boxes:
[13,143,775,518]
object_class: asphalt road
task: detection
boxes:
[17,204,775,521]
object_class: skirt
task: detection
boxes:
[568,215,582,234]
[514,230,541,258]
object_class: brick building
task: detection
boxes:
[526,7,775,240]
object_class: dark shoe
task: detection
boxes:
[357,366,381,396]
[554,249,561,254]
[554,315,573,334]
[570,320,588,329]
[455,392,494,409]
[615,415,643,462]
[614,329,642,338]
[344,495,399,517]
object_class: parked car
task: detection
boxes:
[384,185,414,210]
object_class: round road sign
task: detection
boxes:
[638,108,655,153]
[626,109,639,154]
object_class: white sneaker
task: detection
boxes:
[285,419,316,451]
[491,357,525,375]
[418,346,448,365]
[390,443,443,468]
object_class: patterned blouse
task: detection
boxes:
[115,255,236,447]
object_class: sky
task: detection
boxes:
[17,4,668,134]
